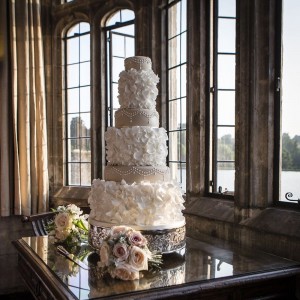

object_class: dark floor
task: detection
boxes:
[0,216,34,298]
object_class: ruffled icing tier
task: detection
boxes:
[115,108,159,128]
[118,69,159,109]
[104,165,171,183]
[105,126,168,166]
[88,179,185,227]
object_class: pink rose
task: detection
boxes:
[111,264,139,281]
[128,231,147,247]
[128,246,148,271]
[113,243,129,261]
[111,226,132,237]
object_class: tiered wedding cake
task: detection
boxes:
[88,56,185,253]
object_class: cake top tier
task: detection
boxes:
[125,56,152,71]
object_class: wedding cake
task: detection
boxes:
[88,56,185,253]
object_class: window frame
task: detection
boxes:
[207,0,236,199]
[274,0,299,208]
[166,0,187,191]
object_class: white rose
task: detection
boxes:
[54,212,72,230]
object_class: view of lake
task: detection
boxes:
[181,169,300,203]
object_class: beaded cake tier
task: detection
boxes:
[125,56,152,71]
[115,108,159,128]
[105,165,171,183]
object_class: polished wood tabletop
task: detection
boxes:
[12,235,300,299]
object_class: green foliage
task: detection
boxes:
[282,133,300,171]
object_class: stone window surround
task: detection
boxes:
[44,0,300,261]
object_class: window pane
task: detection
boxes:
[107,12,120,26]
[121,9,135,22]
[181,32,187,63]
[217,54,235,89]
[112,34,125,57]
[79,22,90,34]
[81,163,91,186]
[67,64,79,87]
[216,163,235,192]
[168,2,181,38]
[125,36,135,57]
[67,88,79,113]
[113,24,135,35]
[181,97,187,129]
[169,36,180,68]
[217,127,235,161]
[68,139,80,162]
[67,38,79,64]
[80,62,90,86]
[68,163,80,185]
[180,131,186,161]
[112,57,124,82]
[112,83,119,109]
[169,100,180,130]
[169,67,180,100]
[181,64,187,97]
[218,18,236,53]
[80,34,90,62]
[169,131,180,161]
[68,114,80,138]
[280,0,300,202]
[181,0,187,32]
[218,0,236,17]
[80,113,90,137]
[80,87,90,112]
[217,91,235,125]
[67,24,80,37]
[81,138,91,162]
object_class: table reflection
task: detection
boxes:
[22,236,297,300]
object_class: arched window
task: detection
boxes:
[63,22,91,186]
[105,9,135,127]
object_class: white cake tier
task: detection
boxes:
[125,56,152,71]
[105,126,168,166]
[115,108,159,128]
[104,165,171,183]
[88,179,185,230]
[118,68,159,110]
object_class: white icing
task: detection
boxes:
[118,69,159,109]
[105,127,168,166]
[88,179,185,228]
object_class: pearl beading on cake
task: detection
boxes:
[115,109,159,123]
[108,166,169,177]
[125,56,152,71]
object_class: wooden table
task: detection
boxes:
[12,235,300,300]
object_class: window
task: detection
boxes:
[105,10,135,127]
[278,0,300,204]
[64,22,91,186]
[167,0,187,191]
[209,0,236,196]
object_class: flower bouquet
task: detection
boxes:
[97,226,162,281]
[47,204,89,248]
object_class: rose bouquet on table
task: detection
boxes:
[97,226,162,281]
[47,204,89,247]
